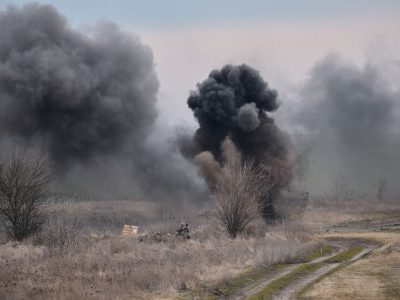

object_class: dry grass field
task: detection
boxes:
[0,197,399,299]
[0,200,317,300]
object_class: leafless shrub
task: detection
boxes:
[0,151,52,240]
[214,160,274,238]
[33,217,80,256]
[329,172,353,202]
[377,178,387,201]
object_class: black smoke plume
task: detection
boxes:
[0,3,206,202]
[0,3,158,165]
[182,64,293,219]
[294,55,400,196]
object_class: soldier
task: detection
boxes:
[176,222,185,236]
[176,222,190,239]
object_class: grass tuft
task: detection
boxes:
[304,244,333,262]
[323,246,363,263]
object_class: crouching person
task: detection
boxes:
[176,222,190,240]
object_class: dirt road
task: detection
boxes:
[229,241,344,299]
[271,240,377,300]
[224,213,400,300]
[228,239,379,300]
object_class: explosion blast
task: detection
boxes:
[182,64,293,219]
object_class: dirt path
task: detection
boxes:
[271,241,377,300]
[229,243,345,300]
[227,239,379,300]
[230,265,298,300]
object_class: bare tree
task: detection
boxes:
[213,160,273,238]
[377,178,387,201]
[330,172,353,202]
[0,151,52,240]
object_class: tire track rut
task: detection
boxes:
[227,239,378,300]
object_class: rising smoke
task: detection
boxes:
[0,3,158,165]
[0,3,207,202]
[182,64,293,219]
[294,55,400,197]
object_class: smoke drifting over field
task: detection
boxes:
[0,3,206,201]
[182,64,293,218]
[297,55,396,145]
[0,3,158,164]
[295,55,400,196]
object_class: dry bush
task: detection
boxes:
[214,160,273,238]
[33,217,80,256]
[376,178,387,201]
[0,151,52,240]
[329,172,354,202]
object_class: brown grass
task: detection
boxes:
[303,197,400,231]
[0,202,315,299]
[2,195,398,299]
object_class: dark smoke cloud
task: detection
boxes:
[295,55,400,196]
[0,3,207,202]
[183,64,293,218]
[297,55,396,143]
[187,64,282,159]
[238,103,260,132]
[0,3,158,165]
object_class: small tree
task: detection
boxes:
[0,151,52,240]
[330,172,352,202]
[214,160,273,238]
[377,178,387,201]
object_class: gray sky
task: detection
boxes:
[1,1,399,28]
